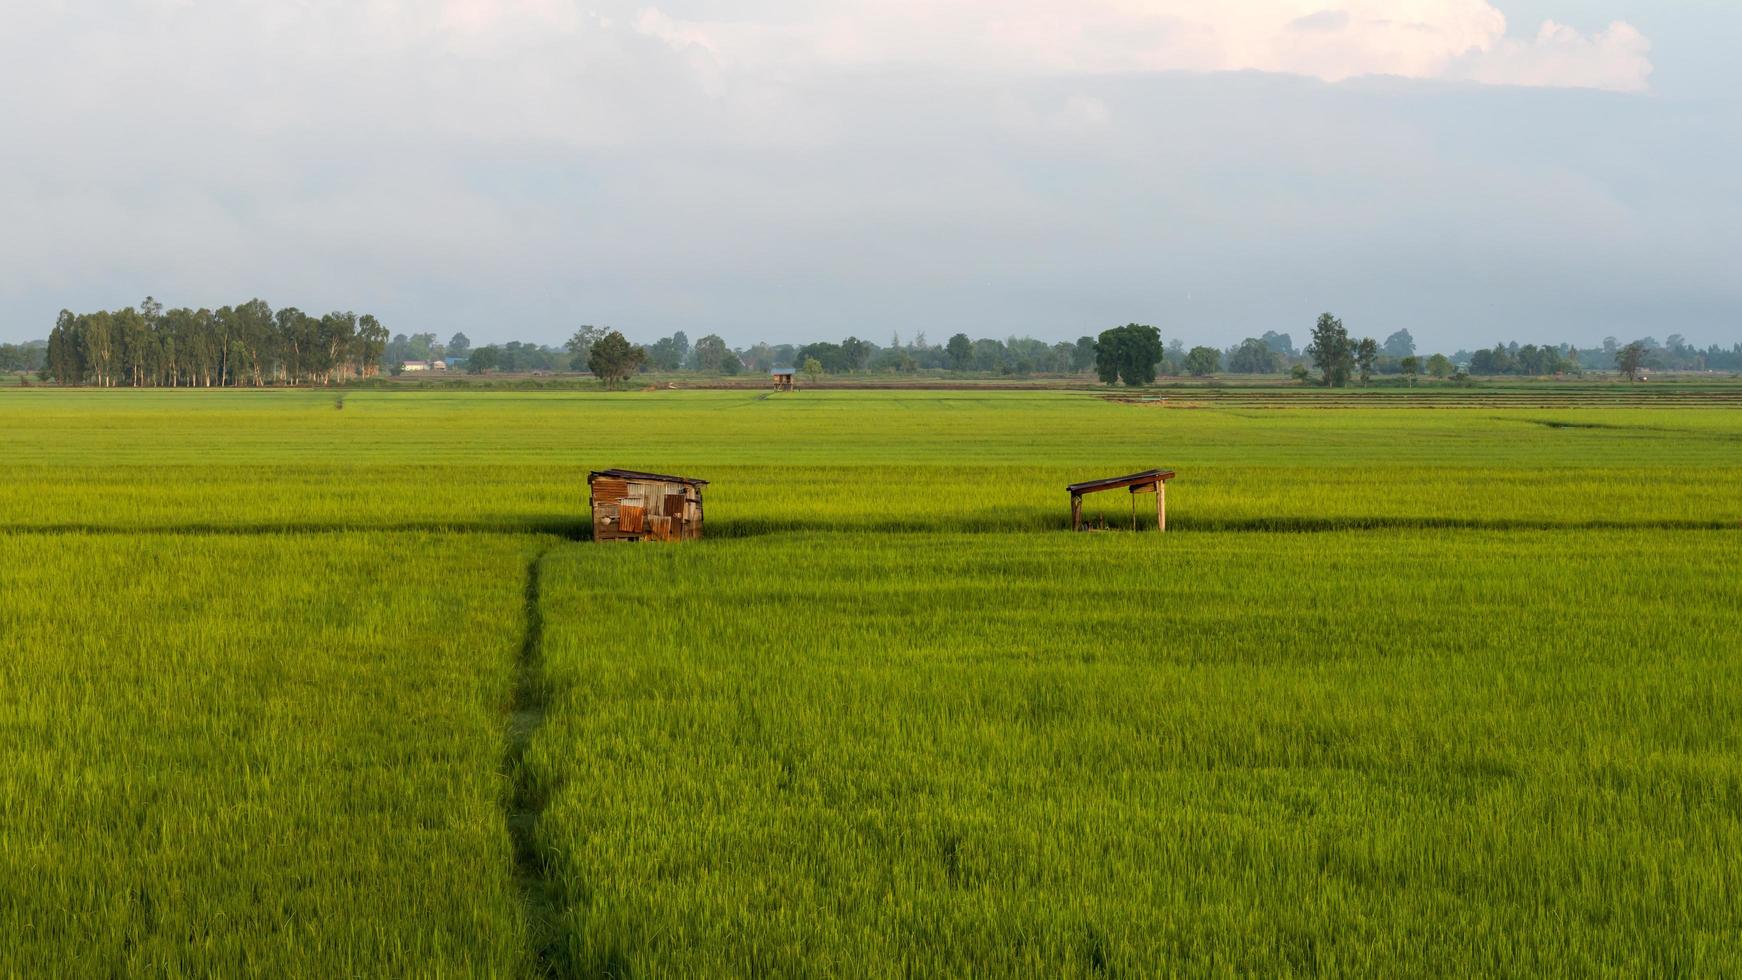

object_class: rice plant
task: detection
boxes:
[526,530,1742,976]
[2,386,1739,976]
[0,532,544,976]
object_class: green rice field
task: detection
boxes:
[3,386,1739,976]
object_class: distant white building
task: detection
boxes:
[402,360,431,372]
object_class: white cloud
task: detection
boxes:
[1456,20,1653,93]
[1,0,1721,350]
[633,1,1653,93]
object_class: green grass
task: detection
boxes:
[2,389,1738,532]
[1,386,1739,976]
[527,531,1742,976]
[0,532,544,976]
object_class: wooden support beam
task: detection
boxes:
[1071,493,1082,532]
[1156,480,1166,532]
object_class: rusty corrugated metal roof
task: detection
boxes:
[589,468,709,487]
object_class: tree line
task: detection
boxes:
[0,340,47,376]
[561,328,1103,378]
[41,298,388,386]
[1465,336,1742,377]
[17,303,1741,387]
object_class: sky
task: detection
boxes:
[1,1,1737,352]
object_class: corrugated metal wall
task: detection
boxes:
[591,479,703,542]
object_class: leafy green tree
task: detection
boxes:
[81,311,117,386]
[1165,339,1186,367]
[646,333,689,371]
[1399,355,1420,380]
[1,340,46,377]
[1184,346,1221,377]
[1516,344,1562,376]
[114,306,150,388]
[1306,313,1354,387]
[357,315,389,377]
[692,333,731,373]
[562,325,601,371]
[794,342,849,374]
[1261,331,1295,357]
[1469,343,1517,376]
[317,311,357,384]
[971,338,1008,373]
[1382,329,1416,359]
[803,356,823,385]
[230,299,275,386]
[1356,337,1379,384]
[385,333,410,370]
[588,331,647,387]
[467,345,500,374]
[447,332,471,360]
[1290,363,1311,383]
[945,333,973,371]
[740,342,776,373]
[406,332,437,362]
[1616,341,1648,381]
[1427,353,1453,378]
[1071,336,1097,372]
[274,307,313,383]
[36,296,387,387]
[47,311,81,384]
[1228,338,1281,374]
[841,336,872,372]
[1094,324,1163,387]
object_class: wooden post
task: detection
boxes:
[1156,480,1166,532]
[1130,492,1137,531]
[1071,493,1082,532]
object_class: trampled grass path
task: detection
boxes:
[504,548,565,978]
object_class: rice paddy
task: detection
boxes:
[2,386,1739,975]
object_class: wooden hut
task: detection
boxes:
[771,368,796,392]
[1067,469,1176,532]
[588,469,707,542]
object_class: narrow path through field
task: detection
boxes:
[503,548,564,977]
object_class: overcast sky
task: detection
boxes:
[2,1,1737,351]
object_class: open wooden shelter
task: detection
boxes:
[1067,469,1176,532]
[588,469,707,542]
[771,368,796,392]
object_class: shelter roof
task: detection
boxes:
[1066,469,1176,494]
[590,468,710,487]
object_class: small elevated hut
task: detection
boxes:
[589,469,707,542]
[1067,469,1176,533]
[772,368,796,392]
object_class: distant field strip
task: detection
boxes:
[3,391,1740,533]
[1116,382,1742,408]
